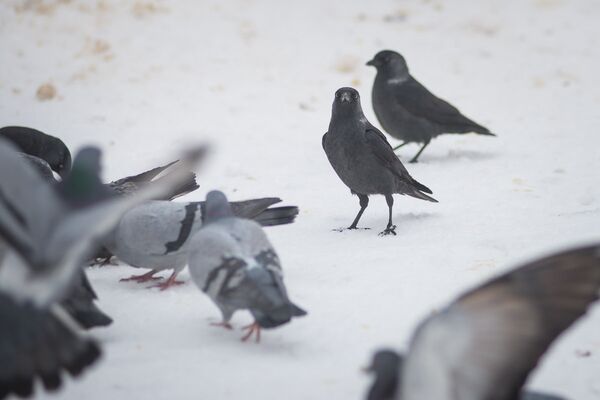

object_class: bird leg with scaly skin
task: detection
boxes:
[393,142,408,151]
[149,270,185,290]
[120,269,161,283]
[210,321,234,330]
[379,195,397,236]
[409,140,430,163]
[348,194,369,229]
[241,322,261,343]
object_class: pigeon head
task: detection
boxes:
[205,190,234,223]
[367,50,409,77]
[365,349,402,400]
[58,146,110,207]
[332,87,364,118]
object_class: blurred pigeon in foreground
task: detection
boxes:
[366,50,495,163]
[364,244,600,400]
[105,197,299,290]
[322,87,437,236]
[0,126,71,177]
[0,139,206,398]
[188,191,306,342]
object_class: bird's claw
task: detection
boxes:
[333,227,371,232]
[210,321,234,330]
[378,225,397,236]
[148,280,185,291]
[241,322,261,343]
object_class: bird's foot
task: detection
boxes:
[120,270,162,283]
[378,225,397,236]
[408,158,419,164]
[241,322,261,343]
[332,227,371,232]
[148,278,185,291]
[210,321,234,330]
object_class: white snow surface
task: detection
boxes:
[1,0,600,399]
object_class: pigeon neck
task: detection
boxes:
[205,202,234,223]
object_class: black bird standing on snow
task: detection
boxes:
[366,50,495,163]
[0,126,72,177]
[322,87,437,236]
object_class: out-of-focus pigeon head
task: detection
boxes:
[205,190,234,223]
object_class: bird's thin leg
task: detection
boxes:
[241,322,261,343]
[120,269,162,283]
[348,194,369,229]
[379,195,397,236]
[210,321,234,330]
[149,270,185,290]
[393,142,408,151]
[409,140,430,163]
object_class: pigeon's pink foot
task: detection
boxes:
[120,270,161,283]
[210,322,233,330]
[149,271,184,291]
[241,322,261,343]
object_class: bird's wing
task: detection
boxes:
[109,159,179,186]
[0,196,35,260]
[401,244,600,400]
[0,295,101,398]
[393,77,486,131]
[364,126,412,180]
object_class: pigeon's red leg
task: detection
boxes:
[149,270,185,291]
[210,321,234,330]
[120,269,161,283]
[241,322,261,343]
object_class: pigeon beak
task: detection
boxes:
[366,59,376,67]
[340,92,352,103]
[361,365,374,374]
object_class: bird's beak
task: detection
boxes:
[366,59,376,67]
[340,92,351,102]
[361,365,373,374]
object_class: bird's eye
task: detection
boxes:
[352,93,358,100]
[335,92,341,98]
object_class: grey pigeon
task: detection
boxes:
[366,50,495,163]
[105,197,299,290]
[322,87,437,236]
[0,125,71,177]
[0,139,205,398]
[364,244,600,400]
[187,191,306,342]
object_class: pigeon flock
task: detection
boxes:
[0,48,598,400]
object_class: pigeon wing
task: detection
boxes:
[401,244,600,400]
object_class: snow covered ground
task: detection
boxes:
[2,0,600,399]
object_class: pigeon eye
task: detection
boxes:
[352,93,358,100]
[335,92,341,99]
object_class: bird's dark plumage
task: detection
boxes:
[59,270,113,329]
[322,87,437,235]
[365,350,403,400]
[0,126,71,177]
[0,294,101,399]
[367,50,495,163]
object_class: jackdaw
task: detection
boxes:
[322,87,437,236]
[366,50,495,163]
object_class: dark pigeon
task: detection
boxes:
[366,50,495,163]
[322,87,437,236]
[188,191,306,342]
[364,244,600,400]
[59,269,113,329]
[0,126,71,177]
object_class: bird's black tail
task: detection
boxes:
[0,297,101,399]
[254,206,300,226]
[60,299,113,329]
[404,178,438,203]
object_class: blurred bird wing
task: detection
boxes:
[0,139,64,252]
[402,244,600,400]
